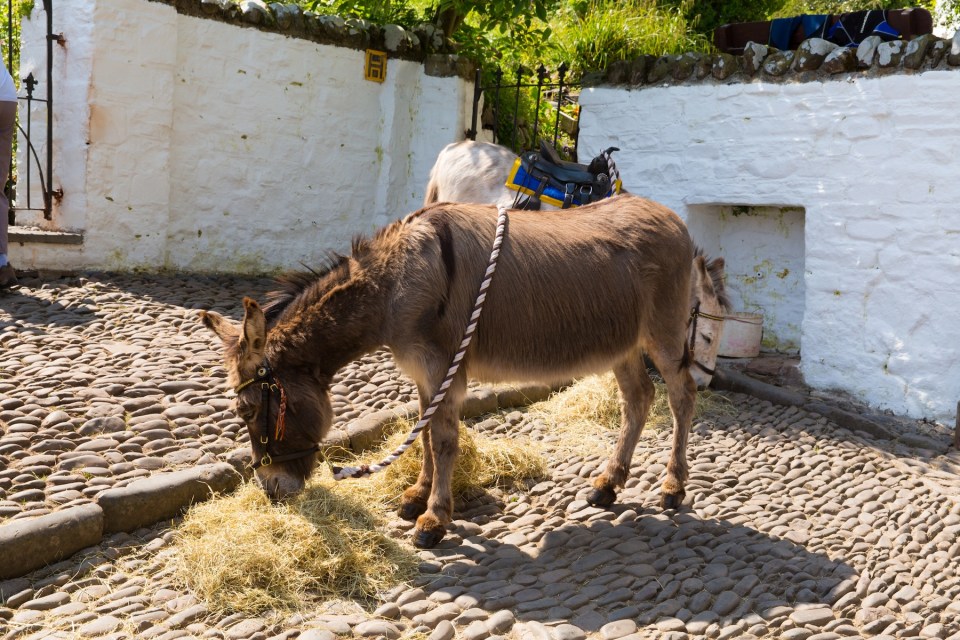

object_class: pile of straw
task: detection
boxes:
[170,422,544,614]
[529,372,733,454]
[172,482,415,613]
[348,422,547,507]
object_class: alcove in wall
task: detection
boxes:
[686,204,806,355]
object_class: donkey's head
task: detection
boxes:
[201,297,331,501]
[688,253,730,389]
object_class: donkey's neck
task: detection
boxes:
[267,262,391,377]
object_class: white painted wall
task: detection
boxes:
[12,0,958,427]
[12,0,472,272]
[579,73,960,427]
[687,204,806,353]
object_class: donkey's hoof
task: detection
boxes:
[413,526,446,549]
[660,490,685,510]
[587,485,617,508]
[398,500,427,521]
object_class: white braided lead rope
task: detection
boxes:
[332,206,509,480]
[603,149,621,195]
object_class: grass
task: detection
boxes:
[546,0,713,78]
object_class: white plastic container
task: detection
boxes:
[718,312,764,358]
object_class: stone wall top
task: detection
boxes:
[149,0,474,77]
[593,31,960,87]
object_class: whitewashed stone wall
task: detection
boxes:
[12,0,472,272]
[579,72,960,427]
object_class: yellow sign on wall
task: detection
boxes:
[365,50,387,83]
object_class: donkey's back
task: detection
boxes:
[390,194,694,385]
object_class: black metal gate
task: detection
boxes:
[5,0,57,225]
[467,63,583,161]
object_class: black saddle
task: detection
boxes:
[516,140,619,209]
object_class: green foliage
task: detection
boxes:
[1,0,31,75]
[545,0,711,77]
[443,0,559,32]
[472,0,710,152]
[662,0,782,40]
[304,0,426,25]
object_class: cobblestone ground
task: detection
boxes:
[1,273,959,640]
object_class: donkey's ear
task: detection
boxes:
[200,310,240,344]
[693,255,716,296]
[239,297,267,369]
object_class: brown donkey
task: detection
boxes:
[202,194,700,548]
[424,139,729,388]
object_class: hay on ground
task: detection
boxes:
[169,421,545,615]
[346,422,547,508]
[172,481,416,614]
[529,372,734,453]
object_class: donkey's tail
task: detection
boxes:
[423,179,439,206]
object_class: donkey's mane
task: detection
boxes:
[694,246,731,311]
[263,252,349,325]
[263,218,416,325]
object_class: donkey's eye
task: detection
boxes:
[236,403,257,422]
[699,333,713,344]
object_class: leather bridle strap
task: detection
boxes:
[236,362,321,470]
[688,302,726,377]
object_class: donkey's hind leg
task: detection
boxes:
[588,351,656,508]
[646,344,698,510]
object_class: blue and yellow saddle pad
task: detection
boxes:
[505,157,622,209]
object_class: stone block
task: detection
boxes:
[96,463,242,534]
[741,42,769,76]
[821,47,857,74]
[949,30,960,66]
[794,38,838,71]
[0,504,104,580]
[762,50,795,76]
[495,384,553,408]
[903,34,937,69]
[877,40,907,68]
[346,410,396,452]
[460,388,498,418]
[712,53,740,80]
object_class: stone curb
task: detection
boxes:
[97,463,243,534]
[0,503,104,580]
[227,383,561,477]
[0,385,557,582]
[0,463,240,581]
[340,383,557,453]
[712,368,896,440]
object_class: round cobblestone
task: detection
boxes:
[0,273,958,639]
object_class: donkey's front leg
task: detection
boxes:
[650,347,698,509]
[399,383,436,521]
[412,378,466,549]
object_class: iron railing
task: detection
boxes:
[467,63,582,160]
[5,0,57,224]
